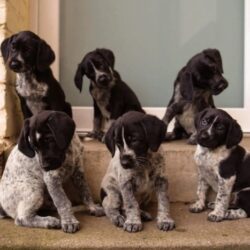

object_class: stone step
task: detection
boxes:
[1,202,250,250]
[82,136,250,203]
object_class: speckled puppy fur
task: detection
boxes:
[101,111,175,232]
[190,108,250,222]
[0,112,103,233]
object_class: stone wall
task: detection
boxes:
[0,0,30,140]
[0,0,30,174]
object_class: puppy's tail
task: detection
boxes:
[74,64,84,92]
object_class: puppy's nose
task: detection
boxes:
[10,60,22,70]
[120,155,134,168]
[99,75,111,84]
[200,132,209,140]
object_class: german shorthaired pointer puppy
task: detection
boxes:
[1,31,72,118]
[74,48,144,141]
[190,108,250,222]
[101,111,175,232]
[162,49,228,144]
[0,111,103,233]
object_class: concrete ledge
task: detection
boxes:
[82,137,250,203]
[1,203,250,250]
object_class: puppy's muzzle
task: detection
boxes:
[120,155,135,169]
[212,77,228,95]
[42,157,64,171]
[9,59,23,72]
[197,131,216,148]
[97,74,112,87]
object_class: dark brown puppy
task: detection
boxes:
[74,48,144,141]
[162,49,228,144]
[1,31,72,118]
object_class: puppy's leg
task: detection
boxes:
[224,190,250,220]
[155,176,175,231]
[102,188,125,227]
[207,176,235,222]
[71,168,104,216]
[43,174,80,233]
[121,181,142,233]
[0,203,7,219]
[15,191,60,229]
[190,170,209,213]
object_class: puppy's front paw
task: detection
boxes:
[207,211,224,222]
[111,215,125,227]
[157,218,175,231]
[61,218,80,233]
[189,201,205,213]
[187,136,197,145]
[123,220,143,233]
[89,204,105,217]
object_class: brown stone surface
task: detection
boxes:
[0,203,250,249]
[83,135,250,203]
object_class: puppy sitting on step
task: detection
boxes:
[162,49,228,144]
[1,31,72,118]
[190,108,250,222]
[0,111,103,233]
[74,48,144,141]
[101,111,175,232]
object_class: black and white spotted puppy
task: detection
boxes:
[1,31,72,118]
[190,108,250,222]
[0,111,103,233]
[162,49,228,144]
[101,111,175,232]
[74,48,144,141]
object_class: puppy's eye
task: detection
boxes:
[200,118,208,127]
[216,124,225,131]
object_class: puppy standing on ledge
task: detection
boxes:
[190,108,250,222]
[162,49,228,144]
[0,111,103,233]
[74,48,144,141]
[101,111,175,232]
[1,31,72,118]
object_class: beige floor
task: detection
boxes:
[0,203,250,250]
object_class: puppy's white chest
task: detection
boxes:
[177,104,195,134]
[194,145,231,191]
[91,85,111,119]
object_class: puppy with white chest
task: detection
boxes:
[101,111,175,232]
[190,108,250,222]
[74,48,144,141]
[162,49,228,144]
[0,111,103,233]
[1,31,72,118]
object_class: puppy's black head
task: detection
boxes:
[1,31,55,73]
[105,111,166,169]
[180,49,228,100]
[18,111,75,171]
[74,48,115,92]
[195,108,242,149]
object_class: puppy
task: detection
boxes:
[190,108,250,222]
[1,31,72,118]
[162,49,228,144]
[74,48,144,141]
[101,111,175,232]
[0,111,103,233]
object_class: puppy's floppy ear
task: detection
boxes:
[104,122,117,157]
[1,35,16,63]
[179,70,194,101]
[96,48,115,68]
[36,39,55,71]
[74,63,85,92]
[226,119,243,149]
[203,49,223,73]
[47,112,76,150]
[18,119,36,158]
[194,108,209,129]
[142,115,166,152]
